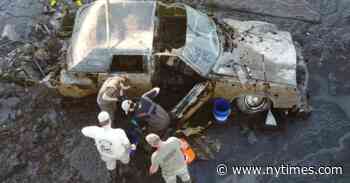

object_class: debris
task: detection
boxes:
[247,131,258,145]
[33,59,46,77]
[177,120,213,137]
[328,72,338,96]
[172,82,209,119]
[1,24,20,42]
[265,110,277,126]
[40,72,56,88]
[190,136,216,160]
[178,126,205,137]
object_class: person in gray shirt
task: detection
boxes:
[146,133,191,183]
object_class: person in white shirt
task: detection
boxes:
[81,111,136,171]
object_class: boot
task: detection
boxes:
[109,170,117,183]
[50,0,57,7]
[74,0,83,6]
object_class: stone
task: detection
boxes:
[0,97,20,124]
[16,109,22,118]
[207,0,321,22]
[1,24,20,42]
[42,127,51,139]
[57,70,98,98]
[6,97,21,108]
[247,131,258,145]
[33,48,50,62]
[328,72,338,96]
[68,139,111,183]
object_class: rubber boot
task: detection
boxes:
[109,170,116,183]
[74,0,83,6]
[50,0,57,7]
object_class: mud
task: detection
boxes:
[0,0,350,183]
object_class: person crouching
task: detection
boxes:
[121,87,170,135]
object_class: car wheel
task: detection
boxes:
[235,95,271,114]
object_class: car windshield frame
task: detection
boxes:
[180,5,221,77]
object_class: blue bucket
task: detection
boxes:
[213,98,231,124]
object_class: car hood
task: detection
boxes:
[219,19,297,86]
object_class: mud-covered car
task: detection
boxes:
[58,0,310,116]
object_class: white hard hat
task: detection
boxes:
[98,111,110,123]
[121,100,132,115]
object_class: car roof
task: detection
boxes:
[67,0,156,72]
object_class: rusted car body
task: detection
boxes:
[60,0,310,114]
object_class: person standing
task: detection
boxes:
[97,76,130,123]
[146,133,191,183]
[81,111,136,177]
[121,87,170,134]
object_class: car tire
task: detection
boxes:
[234,95,272,114]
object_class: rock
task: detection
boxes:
[206,0,321,22]
[40,110,60,129]
[16,109,22,118]
[6,97,21,108]
[247,131,258,145]
[0,0,45,41]
[1,24,20,42]
[0,149,26,181]
[42,127,51,139]
[57,70,98,98]
[34,48,50,62]
[328,72,337,96]
[68,139,111,183]
[0,97,21,124]
[16,64,41,81]
[21,44,35,55]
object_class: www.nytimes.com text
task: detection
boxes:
[216,163,343,177]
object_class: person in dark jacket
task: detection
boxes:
[121,87,170,135]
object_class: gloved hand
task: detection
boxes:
[128,144,137,156]
[130,144,137,151]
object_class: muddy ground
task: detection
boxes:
[0,0,350,183]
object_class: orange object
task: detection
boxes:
[180,138,196,164]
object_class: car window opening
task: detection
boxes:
[154,4,187,52]
[110,55,144,73]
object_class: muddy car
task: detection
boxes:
[58,0,310,116]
